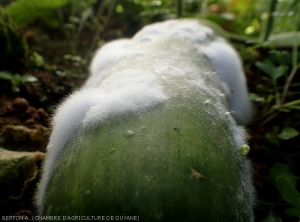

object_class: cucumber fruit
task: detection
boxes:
[37,19,254,221]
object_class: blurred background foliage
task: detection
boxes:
[1,0,300,54]
[0,0,300,221]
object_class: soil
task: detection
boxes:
[0,67,86,218]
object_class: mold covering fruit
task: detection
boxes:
[36,19,254,221]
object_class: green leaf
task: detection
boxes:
[249,93,266,103]
[285,208,300,218]
[0,71,13,80]
[255,59,287,83]
[5,0,69,26]
[261,208,282,222]
[274,66,287,80]
[255,59,274,76]
[272,105,291,113]
[265,132,281,147]
[29,52,45,68]
[276,176,300,208]
[277,127,299,140]
[22,74,38,83]
[11,74,23,83]
[290,0,300,9]
[270,163,297,187]
[219,12,235,21]
[276,176,300,218]
[269,32,300,48]
[77,7,93,35]
[81,7,93,23]
[289,105,300,111]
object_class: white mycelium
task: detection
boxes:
[36,19,253,214]
[200,40,252,123]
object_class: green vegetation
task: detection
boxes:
[0,0,299,221]
[0,71,37,93]
[0,8,27,72]
[4,0,69,26]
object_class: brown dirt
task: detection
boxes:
[0,63,86,218]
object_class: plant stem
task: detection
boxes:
[280,64,300,104]
[96,0,107,19]
[228,33,259,46]
[256,199,289,207]
[88,0,118,56]
[280,1,300,103]
[261,0,278,42]
[176,0,183,18]
[281,99,300,108]
[261,111,278,126]
[102,0,118,34]
[201,0,208,19]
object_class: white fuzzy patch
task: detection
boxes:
[82,70,168,128]
[232,124,247,148]
[85,39,141,88]
[133,19,213,44]
[200,39,252,124]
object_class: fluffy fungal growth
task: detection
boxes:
[36,19,254,221]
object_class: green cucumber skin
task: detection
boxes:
[42,96,253,221]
